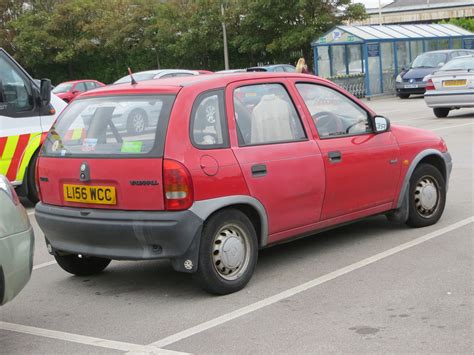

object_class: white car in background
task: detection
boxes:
[424,55,474,118]
[113,69,199,84]
[0,175,34,305]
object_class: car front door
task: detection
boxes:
[294,81,401,220]
[227,79,325,243]
[0,49,41,183]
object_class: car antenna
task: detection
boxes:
[128,67,137,85]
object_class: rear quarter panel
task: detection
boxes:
[164,86,249,201]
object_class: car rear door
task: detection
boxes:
[293,81,400,220]
[227,78,325,243]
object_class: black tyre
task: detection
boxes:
[54,254,111,276]
[126,109,148,135]
[194,209,258,295]
[406,164,446,228]
[433,108,450,118]
[398,94,410,99]
[27,151,39,203]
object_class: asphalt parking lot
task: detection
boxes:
[1,95,473,354]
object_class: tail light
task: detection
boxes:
[163,159,194,210]
[425,79,435,91]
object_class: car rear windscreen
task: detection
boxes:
[42,95,176,157]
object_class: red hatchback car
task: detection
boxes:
[35,73,452,294]
[52,79,106,103]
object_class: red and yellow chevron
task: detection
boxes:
[0,133,42,183]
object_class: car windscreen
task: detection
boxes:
[52,83,73,93]
[412,53,448,68]
[42,95,176,158]
[440,57,474,71]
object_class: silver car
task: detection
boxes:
[0,175,34,305]
[424,55,474,118]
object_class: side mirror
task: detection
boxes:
[40,79,51,106]
[373,115,390,133]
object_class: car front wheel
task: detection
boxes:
[433,108,450,118]
[54,254,111,276]
[194,209,258,295]
[406,164,446,228]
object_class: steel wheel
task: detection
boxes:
[127,109,147,135]
[195,209,258,295]
[406,163,446,228]
[212,223,251,281]
[414,175,440,219]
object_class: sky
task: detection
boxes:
[354,0,394,9]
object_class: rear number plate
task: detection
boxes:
[443,79,467,87]
[63,184,116,205]
[404,84,418,88]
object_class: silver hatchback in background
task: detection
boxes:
[424,55,474,118]
[0,175,34,305]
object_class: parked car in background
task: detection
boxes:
[114,69,199,84]
[424,54,474,118]
[0,48,66,203]
[0,175,34,305]
[216,69,246,74]
[395,49,474,99]
[35,73,451,295]
[246,64,296,72]
[52,80,105,103]
[194,70,213,74]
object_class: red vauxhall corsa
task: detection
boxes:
[52,79,106,103]
[35,73,452,295]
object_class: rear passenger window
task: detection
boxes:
[191,90,228,149]
[233,83,306,146]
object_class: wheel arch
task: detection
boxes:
[396,149,451,209]
[190,196,269,248]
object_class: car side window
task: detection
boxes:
[233,83,306,146]
[74,82,86,93]
[296,83,371,138]
[191,90,228,149]
[0,55,33,112]
[84,82,96,91]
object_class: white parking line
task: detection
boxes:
[33,260,56,271]
[148,217,473,348]
[0,321,190,354]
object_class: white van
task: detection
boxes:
[0,48,66,201]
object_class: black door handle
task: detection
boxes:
[251,164,267,177]
[328,151,342,163]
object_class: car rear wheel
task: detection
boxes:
[433,108,450,118]
[398,94,410,99]
[126,109,148,135]
[54,254,111,276]
[194,209,258,295]
[406,164,446,228]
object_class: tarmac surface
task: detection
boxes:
[1,95,472,354]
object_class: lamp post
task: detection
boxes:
[151,47,161,70]
[221,2,229,70]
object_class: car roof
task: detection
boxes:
[419,49,474,55]
[80,72,326,98]
[58,79,99,84]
